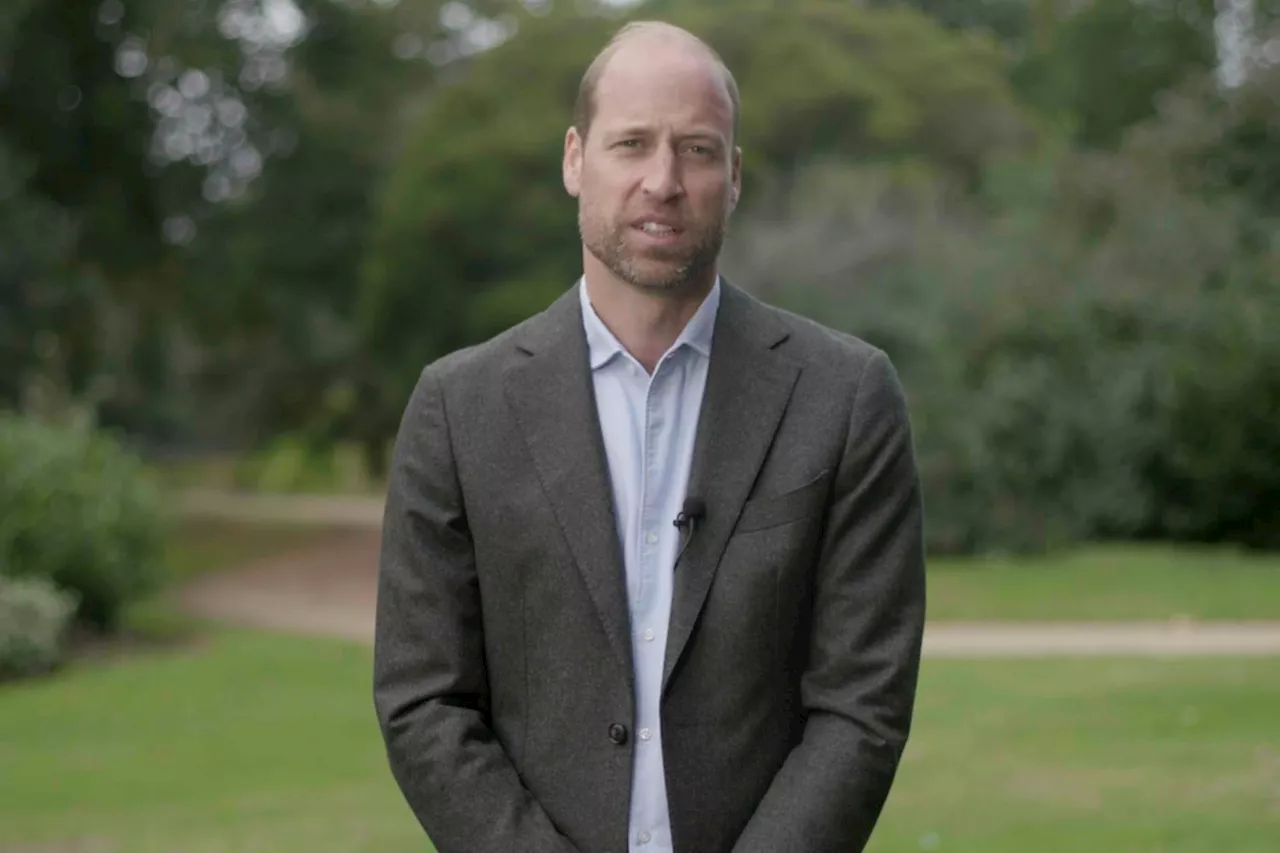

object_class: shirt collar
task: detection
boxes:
[579,276,721,371]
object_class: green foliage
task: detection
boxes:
[159,2,550,466]
[1122,61,1280,221]
[0,142,78,408]
[1148,268,1280,548]
[868,0,1032,44]
[0,574,77,681]
[0,0,167,276]
[685,0,1033,187]
[1012,0,1220,148]
[731,158,1152,553]
[725,71,1280,554]
[5,0,1279,556]
[0,414,168,629]
[359,8,624,405]
[361,0,1033,412]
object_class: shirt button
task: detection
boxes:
[608,723,628,745]
[639,727,652,741]
[642,629,655,642]
[645,531,658,545]
[638,831,651,844]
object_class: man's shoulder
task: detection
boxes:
[745,292,910,429]
[420,325,518,386]
[418,298,557,387]
[749,292,886,372]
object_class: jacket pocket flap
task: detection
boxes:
[734,469,831,534]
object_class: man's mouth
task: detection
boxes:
[635,221,681,236]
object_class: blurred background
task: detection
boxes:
[1,1,1278,851]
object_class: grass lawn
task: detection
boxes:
[0,631,410,853]
[5,517,1273,850]
[1,631,1276,853]
[929,543,1280,622]
[871,656,1280,853]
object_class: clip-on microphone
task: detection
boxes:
[673,496,706,568]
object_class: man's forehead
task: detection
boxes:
[593,47,733,126]
[598,36,722,90]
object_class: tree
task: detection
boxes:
[359,0,1035,432]
[1012,0,1222,148]
[0,143,94,415]
[867,0,1033,45]
[171,0,525,465]
[1,0,523,457]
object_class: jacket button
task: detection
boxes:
[608,723,628,745]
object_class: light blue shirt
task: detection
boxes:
[579,276,720,853]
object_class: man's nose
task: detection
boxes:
[640,148,683,200]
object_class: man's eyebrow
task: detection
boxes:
[598,125,727,147]
[600,123,651,137]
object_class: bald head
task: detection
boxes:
[573,21,740,146]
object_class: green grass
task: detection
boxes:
[0,631,416,853]
[6,506,1276,849]
[1,632,1276,853]
[929,543,1280,621]
[871,656,1280,853]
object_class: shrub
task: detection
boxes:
[0,573,78,680]
[0,414,167,629]
[1143,266,1280,549]
[723,145,1280,556]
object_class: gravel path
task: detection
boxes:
[172,508,1280,657]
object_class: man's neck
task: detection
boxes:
[583,267,715,374]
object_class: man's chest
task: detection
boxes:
[591,354,709,603]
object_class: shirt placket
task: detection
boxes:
[631,354,675,851]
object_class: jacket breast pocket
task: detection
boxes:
[733,469,831,535]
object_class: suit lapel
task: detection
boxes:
[662,282,800,695]
[503,286,633,682]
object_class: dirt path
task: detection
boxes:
[174,527,381,643]
[172,519,1280,657]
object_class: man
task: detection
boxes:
[373,19,926,853]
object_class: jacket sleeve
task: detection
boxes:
[372,366,582,853]
[732,348,927,852]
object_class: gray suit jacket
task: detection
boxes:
[373,279,926,853]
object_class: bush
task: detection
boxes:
[0,414,167,629]
[723,143,1280,556]
[1144,270,1280,549]
[0,574,78,680]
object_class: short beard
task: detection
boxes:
[579,207,725,295]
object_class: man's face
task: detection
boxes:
[563,41,741,295]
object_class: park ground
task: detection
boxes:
[1,497,1278,853]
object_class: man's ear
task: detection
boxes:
[729,145,742,211]
[563,126,583,198]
